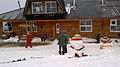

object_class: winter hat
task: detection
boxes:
[101,36,110,43]
[71,34,83,40]
[61,30,67,35]
[103,36,109,38]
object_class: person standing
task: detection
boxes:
[41,32,47,42]
[57,30,69,55]
[26,32,32,48]
[96,34,100,43]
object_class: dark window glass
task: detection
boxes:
[117,26,120,31]
[111,26,116,31]
[3,22,12,32]
[112,21,116,24]
[46,2,56,13]
[117,20,120,25]
[81,27,85,31]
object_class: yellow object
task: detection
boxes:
[71,34,83,40]
[103,36,109,38]
[100,45,112,49]
[72,34,81,38]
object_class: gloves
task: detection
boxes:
[76,49,80,51]
[70,45,85,51]
[77,45,85,51]
[82,45,85,48]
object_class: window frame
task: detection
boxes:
[3,22,12,32]
[56,23,60,34]
[80,20,92,32]
[26,22,37,32]
[45,1,57,13]
[32,2,43,14]
[110,19,120,32]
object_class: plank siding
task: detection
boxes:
[0,22,2,35]
[25,0,65,15]
[0,18,120,38]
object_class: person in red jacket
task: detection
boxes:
[26,32,32,48]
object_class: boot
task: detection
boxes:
[82,52,88,56]
[75,53,80,57]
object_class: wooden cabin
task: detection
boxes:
[0,0,120,39]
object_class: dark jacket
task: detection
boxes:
[57,34,69,46]
[41,33,47,39]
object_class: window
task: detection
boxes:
[46,1,57,13]
[33,22,37,32]
[110,19,120,32]
[3,22,12,32]
[26,22,37,32]
[32,2,42,14]
[80,20,92,32]
[56,23,60,34]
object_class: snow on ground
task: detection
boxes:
[2,36,42,42]
[0,37,120,67]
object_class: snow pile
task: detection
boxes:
[65,4,72,14]
[83,37,96,43]
[2,36,97,43]
[3,37,44,42]
[4,36,19,42]
[32,37,41,42]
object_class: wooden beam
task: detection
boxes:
[56,0,66,13]
[0,17,120,22]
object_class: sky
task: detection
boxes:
[0,0,26,14]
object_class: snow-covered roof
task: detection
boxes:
[65,0,120,19]
[0,8,26,20]
[0,0,120,20]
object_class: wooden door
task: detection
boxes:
[43,25,55,38]
[19,26,27,35]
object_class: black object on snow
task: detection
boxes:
[0,58,26,64]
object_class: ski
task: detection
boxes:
[68,55,88,58]
[30,56,45,59]
[0,58,26,64]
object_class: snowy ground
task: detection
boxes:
[0,37,120,67]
